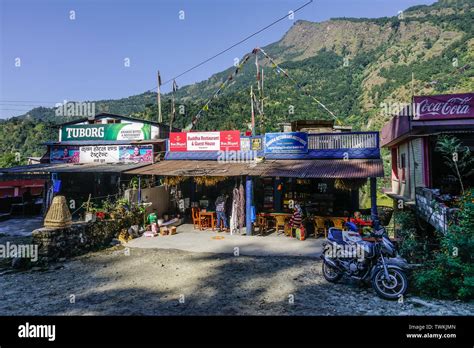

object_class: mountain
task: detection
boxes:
[0,0,473,163]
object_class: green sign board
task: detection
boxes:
[61,123,151,141]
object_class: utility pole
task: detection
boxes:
[261,68,264,115]
[170,80,178,131]
[411,72,416,118]
[250,86,255,136]
[157,70,162,123]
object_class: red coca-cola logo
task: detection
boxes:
[414,93,474,120]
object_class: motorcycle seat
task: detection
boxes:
[327,228,347,245]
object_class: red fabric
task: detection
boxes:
[289,211,302,227]
[350,218,372,226]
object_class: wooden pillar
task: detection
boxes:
[351,188,359,212]
[190,178,196,203]
[138,176,141,203]
[370,177,380,229]
[245,176,253,236]
[274,177,282,212]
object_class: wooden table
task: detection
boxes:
[258,212,292,217]
[199,211,216,230]
[258,212,292,234]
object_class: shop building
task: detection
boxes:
[126,124,384,236]
[380,92,474,233]
[0,113,179,216]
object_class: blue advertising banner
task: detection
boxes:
[264,132,308,154]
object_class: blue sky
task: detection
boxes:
[0,0,436,118]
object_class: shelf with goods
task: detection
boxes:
[262,177,274,211]
[305,193,336,216]
[282,178,312,212]
[283,191,311,212]
[283,179,339,216]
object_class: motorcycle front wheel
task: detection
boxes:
[322,261,342,282]
[372,268,408,300]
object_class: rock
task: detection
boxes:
[11,257,30,269]
[409,297,440,309]
[110,238,120,246]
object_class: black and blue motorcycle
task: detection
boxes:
[320,222,409,300]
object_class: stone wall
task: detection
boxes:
[415,187,450,233]
[32,219,124,261]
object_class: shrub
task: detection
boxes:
[413,189,474,300]
[395,210,434,264]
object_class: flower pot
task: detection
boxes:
[85,212,96,222]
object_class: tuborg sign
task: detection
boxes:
[61,123,151,141]
[264,132,308,154]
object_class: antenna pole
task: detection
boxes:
[157,70,162,123]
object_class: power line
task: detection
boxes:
[0,100,58,104]
[1,1,314,112]
[146,0,313,92]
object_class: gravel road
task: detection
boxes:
[0,246,472,316]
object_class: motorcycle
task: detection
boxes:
[320,222,409,300]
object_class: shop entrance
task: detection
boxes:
[166,176,246,233]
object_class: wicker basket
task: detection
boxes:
[44,195,72,228]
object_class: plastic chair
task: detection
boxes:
[331,218,346,230]
[256,214,267,235]
[199,214,211,230]
[274,215,287,234]
[314,216,327,238]
[191,207,201,229]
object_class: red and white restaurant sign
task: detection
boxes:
[414,93,474,120]
[169,131,241,151]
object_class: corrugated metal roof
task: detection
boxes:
[260,159,383,178]
[125,159,384,178]
[165,151,259,161]
[165,149,381,160]
[0,162,149,174]
[126,160,261,177]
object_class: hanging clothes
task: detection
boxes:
[230,186,239,235]
[238,181,245,232]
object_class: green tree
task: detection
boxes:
[0,153,19,168]
[435,135,474,195]
[413,189,474,300]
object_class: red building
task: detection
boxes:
[381,93,474,233]
[0,179,45,198]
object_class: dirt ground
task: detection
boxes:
[0,246,472,316]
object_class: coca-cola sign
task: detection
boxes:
[414,93,474,120]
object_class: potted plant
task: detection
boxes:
[84,202,97,222]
